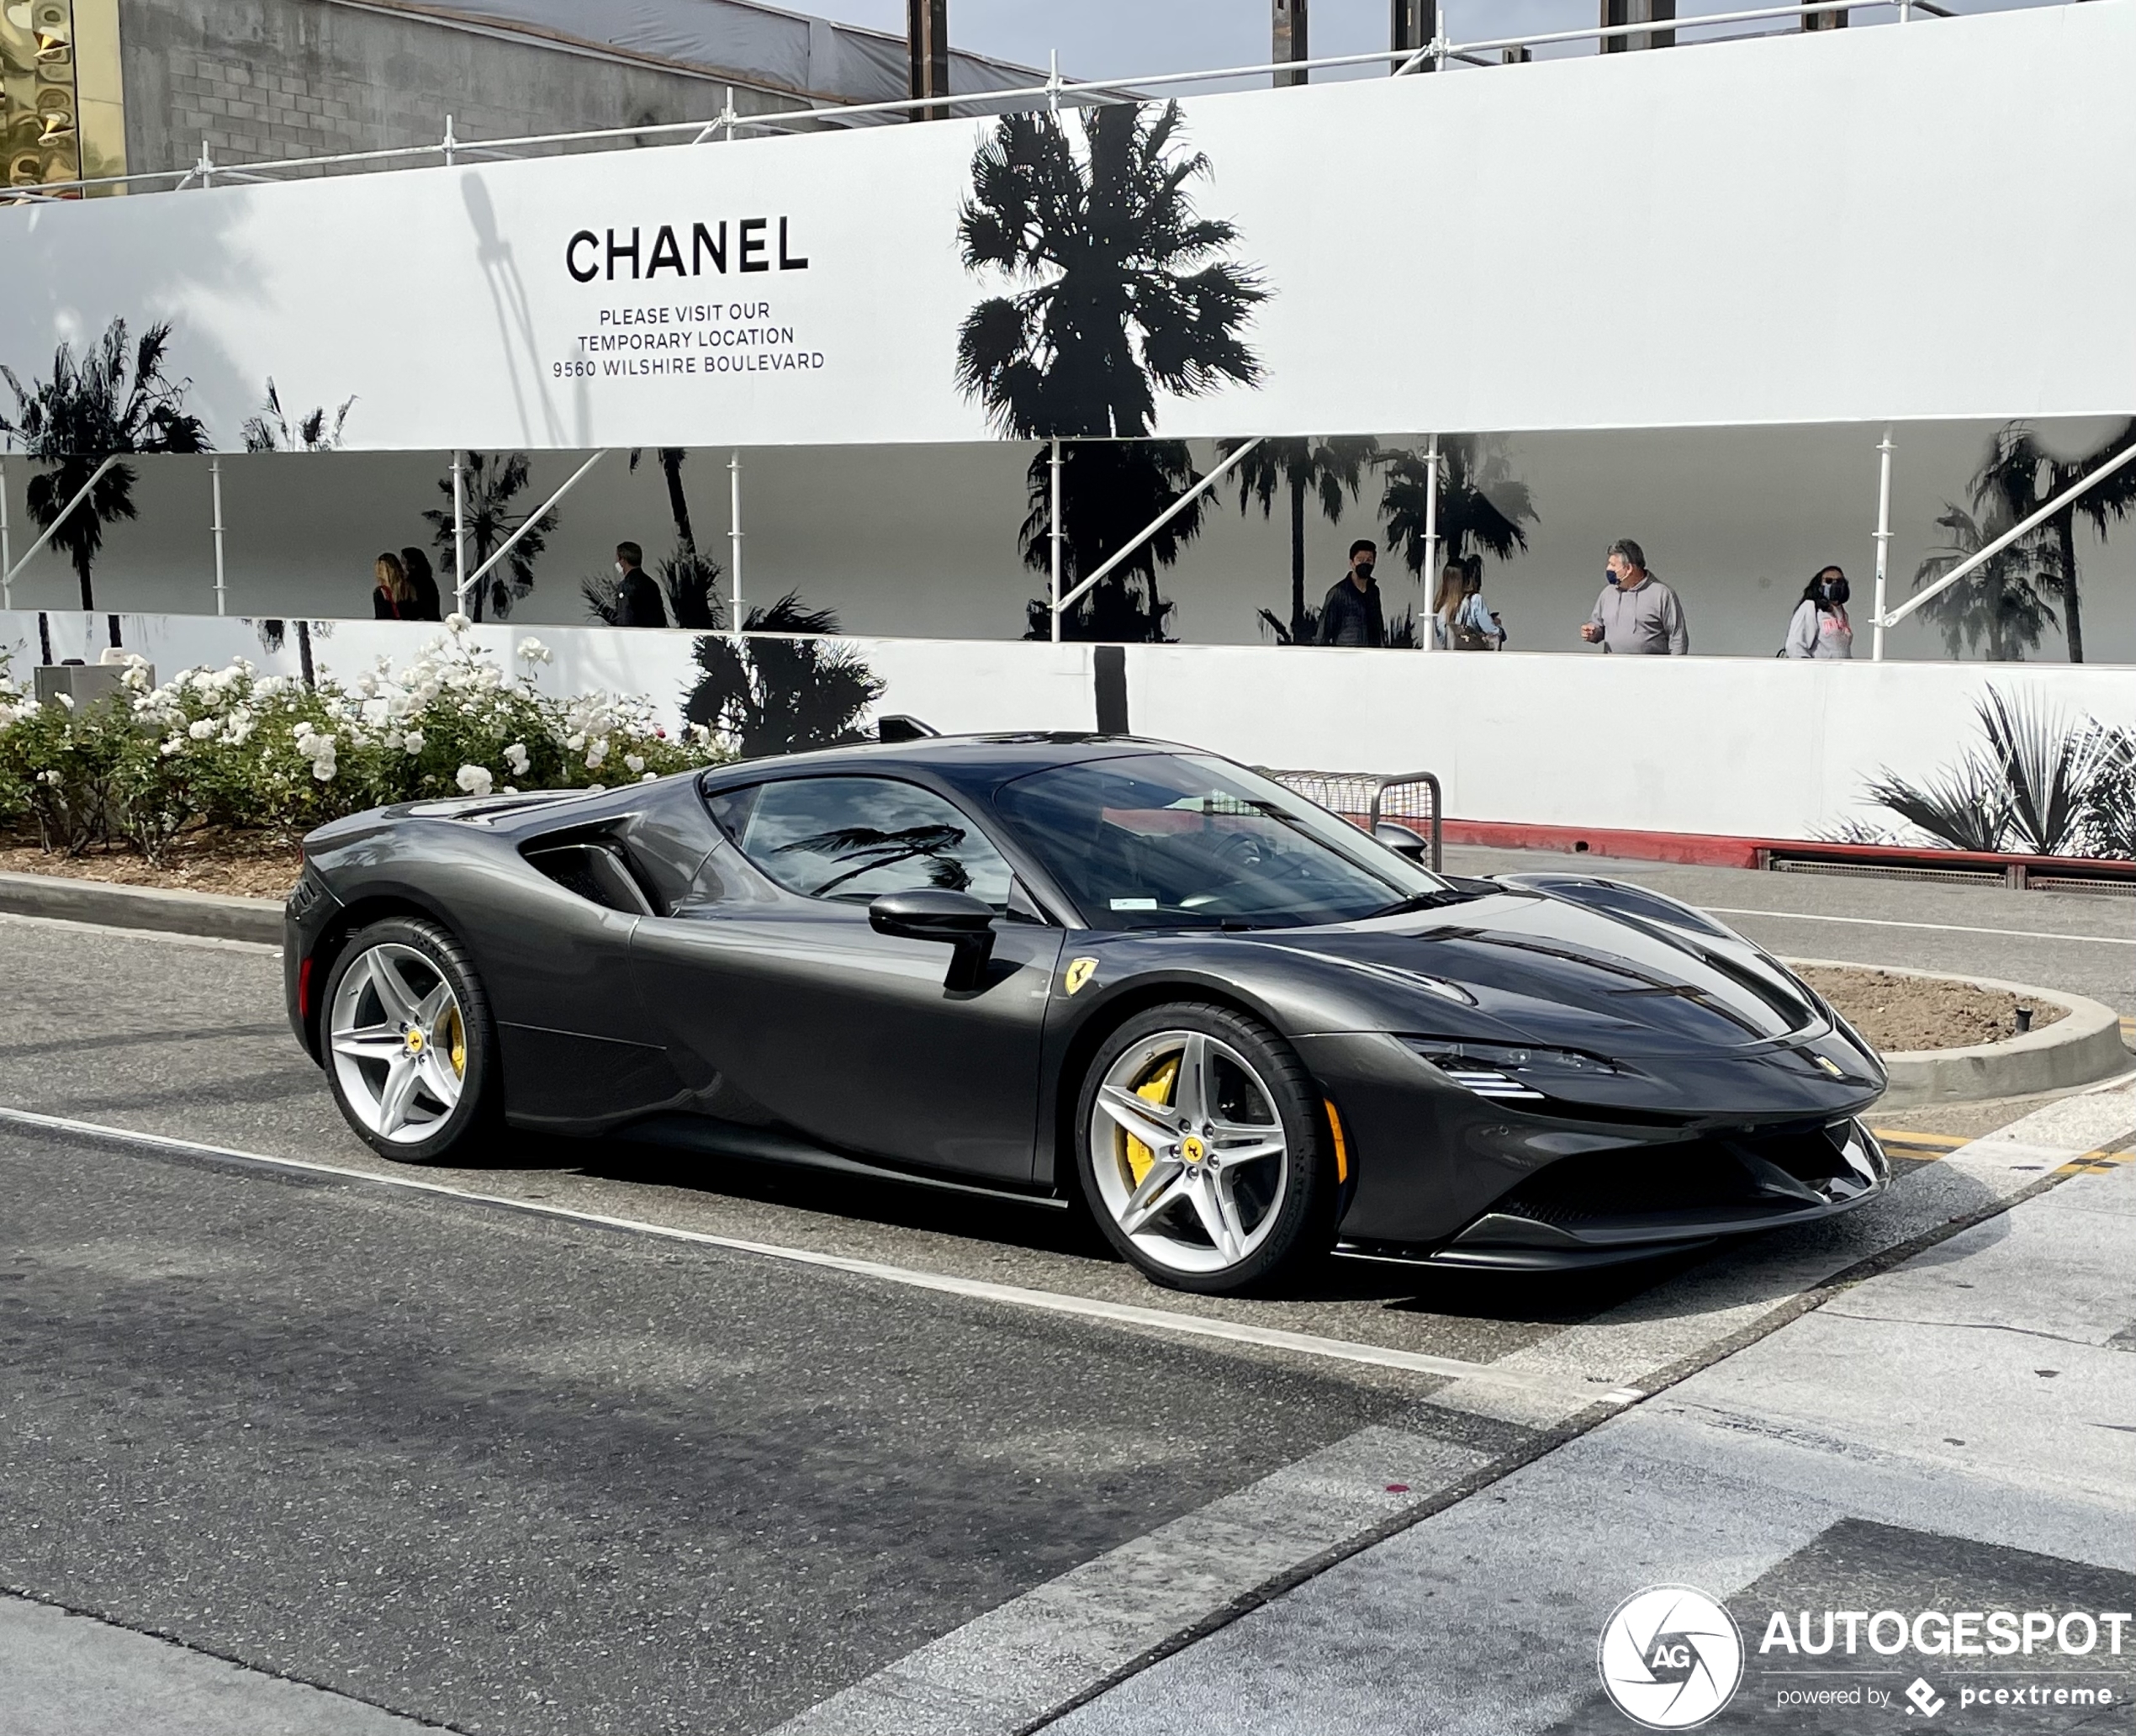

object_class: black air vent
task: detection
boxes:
[525,840,657,916]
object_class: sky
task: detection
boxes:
[819,0,2069,85]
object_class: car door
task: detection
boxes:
[627,773,1065,1183]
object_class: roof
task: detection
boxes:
[377,0,1055,108]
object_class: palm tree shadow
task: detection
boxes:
[461,174,567,447]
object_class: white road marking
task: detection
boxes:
[0,1104,1627,1407]
[0,909,281,955]
[771,1424,1495,1736]
[1704,906,2136,946]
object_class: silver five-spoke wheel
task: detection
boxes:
[1088,1029,1290,1277]
[328,942,468,1144]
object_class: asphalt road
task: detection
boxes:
[1,868,2132,1735]
[1,1114,1422,1735]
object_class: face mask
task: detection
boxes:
[1605,568,1620,586]
[1356,560,1375,580]
[615,560,627,577]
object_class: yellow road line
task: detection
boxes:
[2057,1149,2133,1176]
[1869,1127,1969,1151]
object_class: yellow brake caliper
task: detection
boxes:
[1124,1056,1179,1185]
[443,1005,466,1078]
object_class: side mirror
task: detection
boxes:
[1374,822,1430,863]
[869,888,997,990]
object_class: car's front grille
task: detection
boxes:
[1493,1122,1877,1229]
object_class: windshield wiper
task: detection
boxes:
[1361,891,1465,920]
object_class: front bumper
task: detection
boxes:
[1298,1030,1889,1264]
[1393,1117,1889,1270]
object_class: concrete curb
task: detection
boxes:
[1786,956,2130,1109]
[0,869,284,945]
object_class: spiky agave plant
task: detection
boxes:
[1976,688,2115,856]
[1863,689,2114,856]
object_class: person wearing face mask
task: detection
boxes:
[1319,539,1386,648]
[1579,538,1688,654]
[612,541,669,628]
[1784,564,1853,659]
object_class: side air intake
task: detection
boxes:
[524,840,657,916]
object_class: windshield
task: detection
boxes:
[989,754,1449,932]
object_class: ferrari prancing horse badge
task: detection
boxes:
[1064,957,1098,996]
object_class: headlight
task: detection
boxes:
[1401,1038,1619,1100]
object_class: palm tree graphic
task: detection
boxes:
[0,319,210,616]
[1969,420,2136,664]
[1909,499,2057,663]
[421,452,558,622]
[683,594,886,758]
[1219,436,1378,645]
[955,101,1268,642]
[1381,436,1538,586]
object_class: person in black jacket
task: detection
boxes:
[399,547,442,622]
[1319,539,1385,648]
[612,542,669,628]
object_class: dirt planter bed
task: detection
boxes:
[1788,959,2128,1110]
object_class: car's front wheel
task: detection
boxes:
[321,917,500,1165]
[1076,1003,1335,1294]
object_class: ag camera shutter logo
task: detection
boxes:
[1599,1585,1745,1729]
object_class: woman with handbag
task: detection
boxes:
[1452,559,1506,651]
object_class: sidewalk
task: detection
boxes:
[1048,1089,2136,1735]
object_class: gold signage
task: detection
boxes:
[2,0,124,196]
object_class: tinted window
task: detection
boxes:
[711,776,1014,910]
[989,754,1444,932]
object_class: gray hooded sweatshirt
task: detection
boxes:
[1586,573,1689,655]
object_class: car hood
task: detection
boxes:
[1250,887,1828,1059]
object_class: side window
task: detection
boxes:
[711,776,1015,911]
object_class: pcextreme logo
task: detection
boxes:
[1599,1585,1746,1729]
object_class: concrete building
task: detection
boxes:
[4,0,1044,192]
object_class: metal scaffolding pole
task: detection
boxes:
[1419,433,1441,652]
[451,451,471,613]
[0,454,122,604]
[1879,438,2136,633]
[1390,0,1437,67]
[0,455,10,610]
[462,451,607,595]
[1273,0,1309,87]
[1869,427,1893,662]
[1054,438,1263,620]
[210,458,228,616]
[1042,437,1059,644]
[728,451,745,627]
[907,0,949,120]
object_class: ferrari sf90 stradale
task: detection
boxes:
[288,736,1887,1294]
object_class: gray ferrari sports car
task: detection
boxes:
[286,734,1889,1294]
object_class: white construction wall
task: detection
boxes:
[9,609,2133,851]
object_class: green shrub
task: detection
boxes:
[0,620,732,859]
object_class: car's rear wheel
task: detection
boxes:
[322,917,499,1165]
[1076,1003,1334,1294]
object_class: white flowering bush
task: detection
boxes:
[0,622,729,861]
